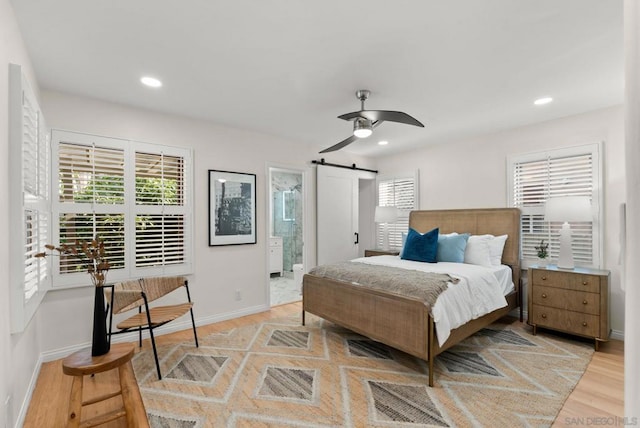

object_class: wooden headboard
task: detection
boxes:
[409,208,521,272]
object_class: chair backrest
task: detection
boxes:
[139,276,187,303]
[107,279,145,315]
[107,276,187,315]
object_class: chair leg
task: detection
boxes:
[148,327,162,380]
[189,308,199,348]
[138,307,143,347]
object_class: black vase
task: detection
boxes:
[91,286,110,356]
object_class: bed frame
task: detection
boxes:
[302,208,521,386]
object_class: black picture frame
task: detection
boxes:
[208,170,257,246]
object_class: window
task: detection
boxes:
[52,131,193,287]
[376,171,419,249]
[507,144,602,268]
[9,64,50,332]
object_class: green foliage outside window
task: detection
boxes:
[59,174,180,273]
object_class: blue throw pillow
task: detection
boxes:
[437,233,470,263]
[400,228,439,263]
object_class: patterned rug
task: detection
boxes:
[131,314,594,427]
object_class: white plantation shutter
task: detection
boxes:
[58,213,126,273]
[58,143,125,204]
[135,150,188,269]
[24,210,49,302]
[52,131,193,287]
[509,144,602,268]
[135,215,186,266]
[9,64,51,332]
[376,172,419,249]
[56,138,126,284]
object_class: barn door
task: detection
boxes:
[317,166,375,265]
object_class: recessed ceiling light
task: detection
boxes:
[140,76,162,88]
[378,140,389,146]
[534,97,553,106]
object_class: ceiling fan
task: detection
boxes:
[320,89,425,153]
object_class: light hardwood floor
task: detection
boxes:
[24,302,624,427]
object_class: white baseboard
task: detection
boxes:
[19,303,271,426]
[611,329,625,341]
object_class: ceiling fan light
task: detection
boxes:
[353,118,373,138]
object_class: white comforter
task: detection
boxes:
[352,255,513,345]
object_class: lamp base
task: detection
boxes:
[382,223,390,251]
[556,222,575,269]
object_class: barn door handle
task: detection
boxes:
[354,232,359,244]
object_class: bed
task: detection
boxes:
[302,208,521,386]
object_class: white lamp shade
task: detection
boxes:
[374,206,399,223]
[545,196,592,222]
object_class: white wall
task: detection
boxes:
[373,106,626,337]
[0,0,45,425]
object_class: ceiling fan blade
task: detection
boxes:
[360,110,424,127]
[338,110,424,127]
[319,134,358,153]
[320,121,383,153]
[337,111,365,121]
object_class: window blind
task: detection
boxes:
[377,174,418,249]
[135,151,187,268]
[24,210,48,300]
[9,64,51,332]
[509,145,601,268]
[52,131,193,287]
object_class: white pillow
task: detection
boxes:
[464,235,493,267]
[490,234,508,266]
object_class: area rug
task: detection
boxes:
[131,314,594,427]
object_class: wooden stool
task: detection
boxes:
[62,343,149,427]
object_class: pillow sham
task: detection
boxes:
[436,233,470,263]
[464,234,493,267]
[489,234,508,266]
[401,227,439,263]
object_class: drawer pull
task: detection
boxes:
[541,276,547,280]
[583,300,588,305]
[582,322,588,327]
[541,314,547,319]
[541,293,547,298]
[583,281,588,285]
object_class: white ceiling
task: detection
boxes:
[11,0,624,157]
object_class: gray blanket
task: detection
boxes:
[309,261,458,309]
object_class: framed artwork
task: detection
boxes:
[208,170,257,246]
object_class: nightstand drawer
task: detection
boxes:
[531,305,600,338]
[531,269,600,293]
[531,286,599,315]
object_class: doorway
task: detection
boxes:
[269,167,305,306]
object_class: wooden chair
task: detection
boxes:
[106,276,198,380]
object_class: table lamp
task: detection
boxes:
[545,196,592,269]
[375,206,399,251]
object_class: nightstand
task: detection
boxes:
[364,249,400,257]
[527,265,610,350]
